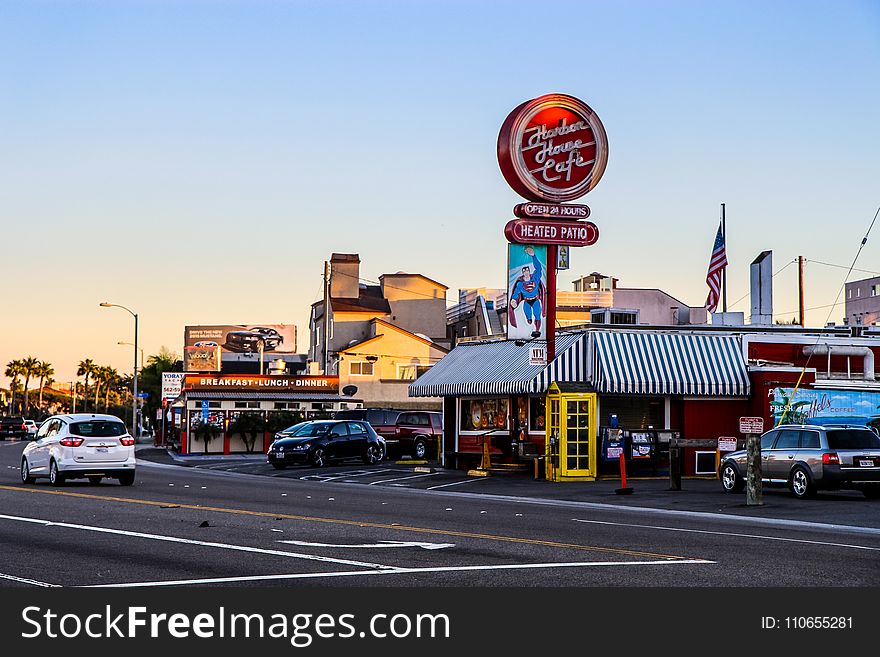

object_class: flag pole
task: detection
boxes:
[721,202,727,313]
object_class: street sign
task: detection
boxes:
[137,392,149,398]
[514,202,590,220]
[557,246,570,270]
[718,437,738,451]
[155,408,163,421]
[739,416,765,435]
[201,400,209,421]
[504,218,599,246]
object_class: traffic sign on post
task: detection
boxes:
[739,416,764,435]
[201,400,209,421]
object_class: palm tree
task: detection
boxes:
[20,356,39,417]
[5,360,25,414]
[101,367,118,412]
[77,359,97,413]
[34,361,55,412]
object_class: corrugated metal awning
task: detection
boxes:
[593,331,749,396]
[409,333,584,397]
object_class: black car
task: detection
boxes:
[223,331,264,353]
[249,327,284,351]
[267,420,385,468]
[0,416,27,440]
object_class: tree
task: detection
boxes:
[34,361,55,412]
[102,367,118,412]
[191,418,221,454]
[228,412,266,453]
[20,356,39,417]
[77,359,97,413]
[5,360,25,414]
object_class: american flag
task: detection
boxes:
[704,221,728,312]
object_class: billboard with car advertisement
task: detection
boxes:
[184,325,297,362]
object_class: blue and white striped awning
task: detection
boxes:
[593,331,749,396]
[409,333,584,397]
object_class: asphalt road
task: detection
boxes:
[0,440,878,588]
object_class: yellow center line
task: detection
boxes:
[0,484,693,561]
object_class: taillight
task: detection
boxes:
[60,437,84,447]
[21,424,26,431]
[822,453,839,465]
[120,436,135,446]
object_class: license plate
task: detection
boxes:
[96,447,108,453]
[859,459,874,467]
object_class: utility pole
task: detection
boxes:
[322,260,330,374]
[798,255,805,327]
[71,381,77,413]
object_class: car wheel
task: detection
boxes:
[118,472,135,486]
[49,460,64,487]
[412,438,428,460]
[363,443,382,465]
[862,486,880,500]
[720,462,744,493]
[311,447,326,468]
[20,458,35,484]
[88,476,102,485]
[789,466,815,499]
[271,463,287,470]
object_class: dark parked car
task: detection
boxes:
[267,420,385,468]
[720,424,880,499]
[0,416,27,440]
[333,409,400,437]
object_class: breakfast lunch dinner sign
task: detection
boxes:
[498,93,608,352]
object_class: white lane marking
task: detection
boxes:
[89,559,714,588]
[367,472,439,486]
[0,572,60,587]
[426,478,490,490]
[318,469,399,482]
[278,539,454,550]
[0,513,393,570]
[572,519,880,552]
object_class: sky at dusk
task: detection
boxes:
[1,0,878,384]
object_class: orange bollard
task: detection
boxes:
[615,451,634,495]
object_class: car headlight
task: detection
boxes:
[293,443,310,451]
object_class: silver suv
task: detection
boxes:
[719,424,880,499]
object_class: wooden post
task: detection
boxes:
[798,255,805,326]
[669,444,682,491]
[746,433,763,506]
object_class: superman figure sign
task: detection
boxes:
[507,244,547,340]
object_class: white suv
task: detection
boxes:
[21,414,136,486]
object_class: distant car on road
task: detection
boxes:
[20,413,136,486]
[267,420,385,468]
[720,424,880,499]
[24,420,38,436]
[0,416,27,440]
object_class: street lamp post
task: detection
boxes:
[100,302,139,436]
[118,342,145,371]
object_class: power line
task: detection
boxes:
[804,259,880,277]
[726,258,798,311]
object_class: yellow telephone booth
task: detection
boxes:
[544,383,597,482]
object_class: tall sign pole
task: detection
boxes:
[497,93,609,362]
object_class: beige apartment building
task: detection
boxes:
[308,253,448,409]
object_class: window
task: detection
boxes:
[274,402,301,410]
[235,402,261,409]
[397,364,433,380]
[774,430,800,450]
[350,361,374,376]
[872,285,879,297]
[529,397,546,431]
[69,421,126,437]
[848,289,852,299]
[460,399,509,431]
[347,422,368,434]
[761,431,778,450]
[611,312,638,325]
[329,424,348,437]
[826,429,880,450]
[800,431,820,449]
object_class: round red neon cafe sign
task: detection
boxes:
[497,93,608,203]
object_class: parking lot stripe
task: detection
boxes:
[88,558,715,588]
[572,518,880,552]
[427,478,491,490]
[367,473,440,485]
[0,572,60,587]
[0,485,692,561]
[0,513,395,570]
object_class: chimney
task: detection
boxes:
[750,250,773,325]
[330,253,360,299]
